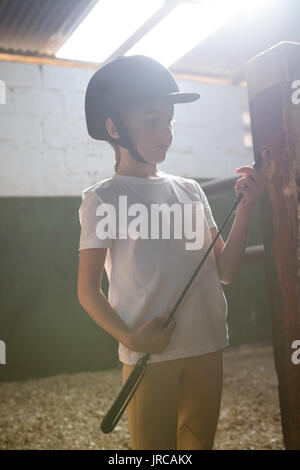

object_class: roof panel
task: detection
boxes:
[0,0,98,56]
[0,0,299,82]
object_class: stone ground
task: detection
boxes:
[0,343,284,450]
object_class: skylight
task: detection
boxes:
[55,0,164,63]
[125,0,244,67]
[55,0,264,66]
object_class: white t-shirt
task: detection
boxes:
[78,171,229,365]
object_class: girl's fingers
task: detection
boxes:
[236,166,264,178]
[235,184,251,200]
[239,177,264,192]
[236,167,262,184]
[234,146,271,205]
[235,168,265,191]
[235,175,251,190]
[235,180,260,206]
[236,174,261,192]
[236,165,254,174]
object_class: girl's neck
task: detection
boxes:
[114,146,163,178]
[115,165,163,179]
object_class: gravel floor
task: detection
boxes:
[0,343,284,450]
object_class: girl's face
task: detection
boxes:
[124,100,174,164]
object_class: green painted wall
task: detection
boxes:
[201,180,272,346]
[0,182,272,382]
[0,196,117,382]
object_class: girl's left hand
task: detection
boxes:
[234,147,271,212]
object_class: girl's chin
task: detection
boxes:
[154,147,168,157]
[154,152,167,163]
[138,148,168,163]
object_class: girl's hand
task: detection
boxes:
[234,147,271,212]
[126,310,176,354]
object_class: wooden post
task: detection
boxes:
[245,41,300,450]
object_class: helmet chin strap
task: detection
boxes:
[109,111,148,165]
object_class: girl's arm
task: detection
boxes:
[212,205,252,285]
[77,248,176,354]
[78,248,133,346]
[211,148,270,284]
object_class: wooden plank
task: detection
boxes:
[0,52,233,85]
[242,245,264,264]
[245,41,300,449]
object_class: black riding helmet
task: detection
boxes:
[85,55,201,164]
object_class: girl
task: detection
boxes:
[78,55,269,450]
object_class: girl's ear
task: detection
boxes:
[106,117,120,139]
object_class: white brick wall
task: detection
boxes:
[0,60,253,196]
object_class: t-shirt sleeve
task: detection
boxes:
[193,181,218,229]
[78,190,114,250]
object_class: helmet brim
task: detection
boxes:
[162,92,201,104]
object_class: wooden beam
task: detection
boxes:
[245,41,300,450]
[0,52,101,70]
[0,52,241,86]
[242,245,264,264]
[101,0,182,66]
[201,176,240,195]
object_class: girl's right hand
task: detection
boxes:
[126,311,176,354]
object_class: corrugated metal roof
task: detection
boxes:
[0,0,98,56]
[0,0,299,81]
